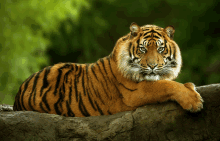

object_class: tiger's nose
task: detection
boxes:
[147,64,158,69]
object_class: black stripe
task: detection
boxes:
[106,56,130,101]
[105,57,118,85]
[28,90,35,110]
[106,58,125,99]
[54,67,63,96]
[107,57,137,91]
[136,39,140,46]
[173,44,176,60]
[143,30,162,37]
[68,66,74,105]
[42,86,52,111]
[86,74,94,98]
[100,82,110,99]
[82,65,87,96]
[91,64,98,80]
[20,73,36,110]
[75,65,82,102]
[113,60,137,91]
[86,88,97,111]
[153,35,159,38]
[107,110,112,115]
[66,101,75,117]
[95,101,104,115]
[33,89,37,106]
[68,85,72,104]
[108,58,117,81]
[74,73,78,102]
[62,81,65,94]
[78,93,90,117]
[59,88,63,111]
[170,42,176,60]
[31,70,43,106]
[14,88,22,110]
[40,66,51,97]
[75,64,78,72]
[106,58,132,101]
[136,46,139,55]
[143,32,150,36]
[54,88,63,115]
[169,44,172,58]
[100,58,115,100]
[40,102,48,113]
[99,59,110,99]
[129,42,132,58]
[152,30,162,36]
[96,60,108,85]
[62,64,73,83]
[144,35,151,39]
[165,40,172,58]
[85,65,98,110]
[64,69,72,83]
[164,40,167,47]
[91,83,105,104]
[96,60,110,100]
[15,78,28,109]
[111,80,124,99]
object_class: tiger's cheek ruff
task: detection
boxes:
[164,41,182,80]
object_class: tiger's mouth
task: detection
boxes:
[140,67,161,75]
[142,72,157,76]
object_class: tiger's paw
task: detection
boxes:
[175,83,204,112]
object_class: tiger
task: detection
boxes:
[13,22,204,117]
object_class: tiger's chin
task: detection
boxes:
[121,70,173,82]
[144,74,160,81]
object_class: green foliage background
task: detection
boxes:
[0,0,219,105]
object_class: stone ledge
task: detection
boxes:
[0,84,220,141]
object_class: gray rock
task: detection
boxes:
[0,84,220,141]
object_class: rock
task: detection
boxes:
[0,84,220,141]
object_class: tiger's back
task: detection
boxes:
[13,59,134,117]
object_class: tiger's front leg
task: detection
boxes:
[121,80,204,112]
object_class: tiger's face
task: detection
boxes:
[116,23,182,82]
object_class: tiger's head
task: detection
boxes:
[112,22,182,82]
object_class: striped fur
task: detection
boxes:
[13,23,203,117]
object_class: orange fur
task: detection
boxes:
[13,23,203,117]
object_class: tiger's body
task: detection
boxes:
[13,23,203,117]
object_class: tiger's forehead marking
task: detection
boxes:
[139,25,165,41]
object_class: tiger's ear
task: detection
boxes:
[130,22,140,37]
[164,25,175,39]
